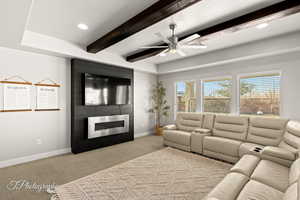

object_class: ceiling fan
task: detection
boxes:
[140,23,207,57]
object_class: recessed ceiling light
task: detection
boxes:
[77,23,88,30]
[256,23,269,29]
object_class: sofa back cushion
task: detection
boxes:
[246,117,289,146]
[176,112,203,132]
[283,181,298,200]
[289,158,300,185]
[202,113,215,130]
[213,115,249,141]
[279,121,300,154]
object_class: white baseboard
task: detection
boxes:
[1,133,154,168]
[0,148,71,168]
[134,131,153,138]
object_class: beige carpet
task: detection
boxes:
[54,148,232,200]
[0,135,164,200]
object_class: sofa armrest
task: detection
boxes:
[193,128,212,135]
[261,146,296,161]
[163,124,177,130]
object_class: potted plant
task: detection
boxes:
[149,81,170,135]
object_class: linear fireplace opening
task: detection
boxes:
[88,115,129,139]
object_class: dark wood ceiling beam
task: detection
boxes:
[87,0,202,53]
[126,0,300,62]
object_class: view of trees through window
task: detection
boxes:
[203,79,232,113]
[239,74,280,117]
[174,73,281,117]
[176,81,196,112]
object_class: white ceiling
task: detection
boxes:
[28,0,158,47]
[1,0,300,73]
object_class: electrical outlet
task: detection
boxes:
[36,139,42,145]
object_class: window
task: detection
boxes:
[175,81,196,113]
[203,78,232,113]
[239,73,280,117]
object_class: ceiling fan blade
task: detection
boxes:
[158,49,169,57]
[179,34,201,44]
[155,32,170,44]
[177,49,186,57]
[181,44,207,49]
[139,46,168,49]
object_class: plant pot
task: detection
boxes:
[155,126,164,136]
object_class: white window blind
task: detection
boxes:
[239,73,280,117]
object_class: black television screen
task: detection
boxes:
[84,73,131,105]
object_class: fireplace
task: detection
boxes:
[71,59,134,154]
[88,115,129,139]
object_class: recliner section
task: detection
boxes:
[203,115,249,163]
[164,112,212,152]
[163,112,300,166]
[205,155,300,200]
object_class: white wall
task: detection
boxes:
[159,51,300,123]
[158,31,300,74]
[134,71,157,137]
[0,47,71,162]
[0,47,157,166]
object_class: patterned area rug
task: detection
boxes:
[53,148,232,200]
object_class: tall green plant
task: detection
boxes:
[149,81,170,127]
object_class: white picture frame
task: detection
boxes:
[36,85,60,111]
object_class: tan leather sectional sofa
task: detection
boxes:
[163,112,300,200]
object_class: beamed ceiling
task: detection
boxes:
[1,0,300,73]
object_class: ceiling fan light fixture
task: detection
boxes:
[170,49,177,54]
[77,23,89,30]
[256,23,269,29]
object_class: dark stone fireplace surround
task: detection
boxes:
[71,59,134,154]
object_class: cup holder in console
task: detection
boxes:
[253,147,263,153]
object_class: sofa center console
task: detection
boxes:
[252,146,263,153]
[191,131,211,154]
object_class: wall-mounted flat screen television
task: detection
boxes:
[84,73,131,106]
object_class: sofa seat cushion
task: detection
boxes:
[163,130,191,146]
[262,146,296,161]
[237,180,284,200]
[239,142,264,157]
[204,136,242,157]
[251,160,289,192]
[205,172,249,200]
[230,155,260,177]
